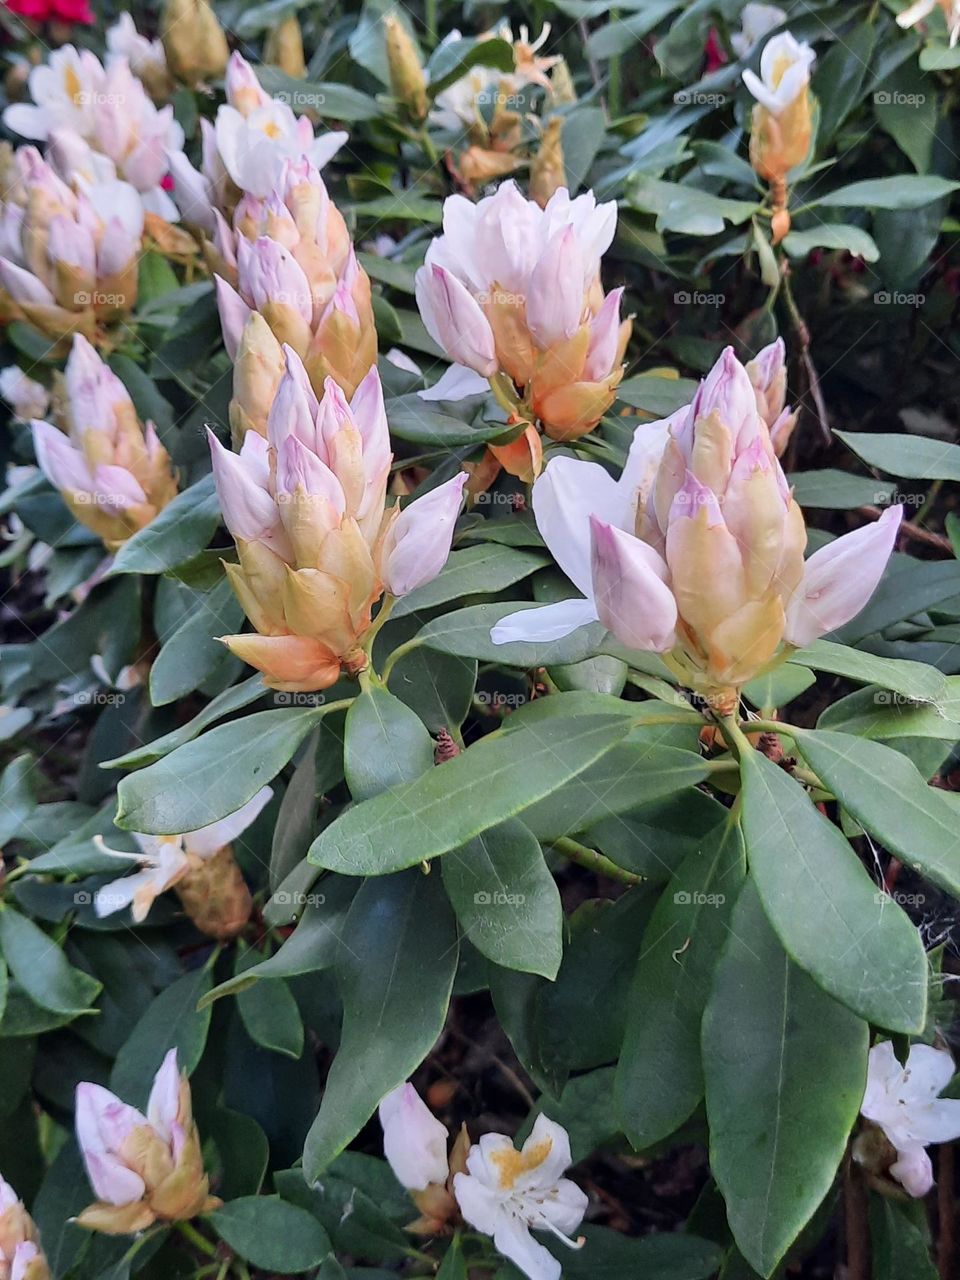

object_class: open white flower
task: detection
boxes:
[860,1041,960,1196]
[453,1114,587,1280]
[742,31,816,115]
[731,4,786,58]
[3,46,105,142]
[897,0,960,46]
[106,13,168,84]
[94,787,272,923]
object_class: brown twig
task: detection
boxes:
[780,259,831,445]
[858,506,953,555]
[844,1153,871,1280]
[940,1142,956,1280]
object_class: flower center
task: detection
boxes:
[491,1136,553,1190]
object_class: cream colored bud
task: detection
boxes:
[161,0,229,87]
[529,117,565,209]
[264,15,307,79]
[384,16,429,121]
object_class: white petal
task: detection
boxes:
[490,598,598,645]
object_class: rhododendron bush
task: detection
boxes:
[1,1,960,1277]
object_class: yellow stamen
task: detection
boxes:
[491,1137,553,1190]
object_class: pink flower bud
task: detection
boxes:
[380,472,468,596]
[583,286,624,382]
[590,516,677,651]
[784,504,903,647]
[75,1083,150,1206]
[414,264,497,377]
[207,428,284,550]
[526,225,584,348]
[378,1083,450,1191]
[214,276,252,361]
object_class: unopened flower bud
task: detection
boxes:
[75,1052,221,1235]
[385,16,429,121]
[0,1174,51,1280]
[743,32,815,183]
[161,0,229,87]
[264,15,307,78]
[529,117,565,208]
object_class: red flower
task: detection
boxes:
[4,0,94,22]
[703,27,728,73]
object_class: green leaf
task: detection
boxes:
[788,469,895,508]
[302,869,458,1178]
[835,429,960,481]
[817,684,960,741]
[628,176,760,235]
[0,754,37,845]
[417,602,613,666]
[110,966,212,1108]
[209,1197,332,1272]
[343,684,434,802]
[202,881,356,1005]
[382,395,503,446]
[235,945,305,1059]
[617,374,700,415]
[104,674,266,768]
[787,639,947,705]
[391,546,548,619]
[116,707,328,834]
[254,67,381,120]
[520,736,708,841]
[149,576,243,706]
[874,60,937,173]
[794,729,960,898]
[783,224,879,262]
[702,880,868,1276]
[427,35,514,95]
[552,1224,722,1279]
[206,1107,270,1200]
[109,474,220,576]
[869,1196,938,1280]
[815,175,960,209]
[739,748,927,1033]
[813,20,875,144]
[0,909,101,1016]
[536,891,655,1075]
[436,1236,468,1280]
[307,713,635,875]
[616,819,745,1149]
[441,820,563,978]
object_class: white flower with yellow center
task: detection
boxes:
[897,0,960,46]
[453,1114,587,1280]
[742,31,815,115]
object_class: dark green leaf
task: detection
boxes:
[442,820,563,978]
[209,1197,332,1272]
[617,819,745,1148]
[0,909,101,1016]
[308,714,634,875]
[110,966,212,1108]
[739,749,927,1033]
[302,869,458,1178]
[702,881,868,1276]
